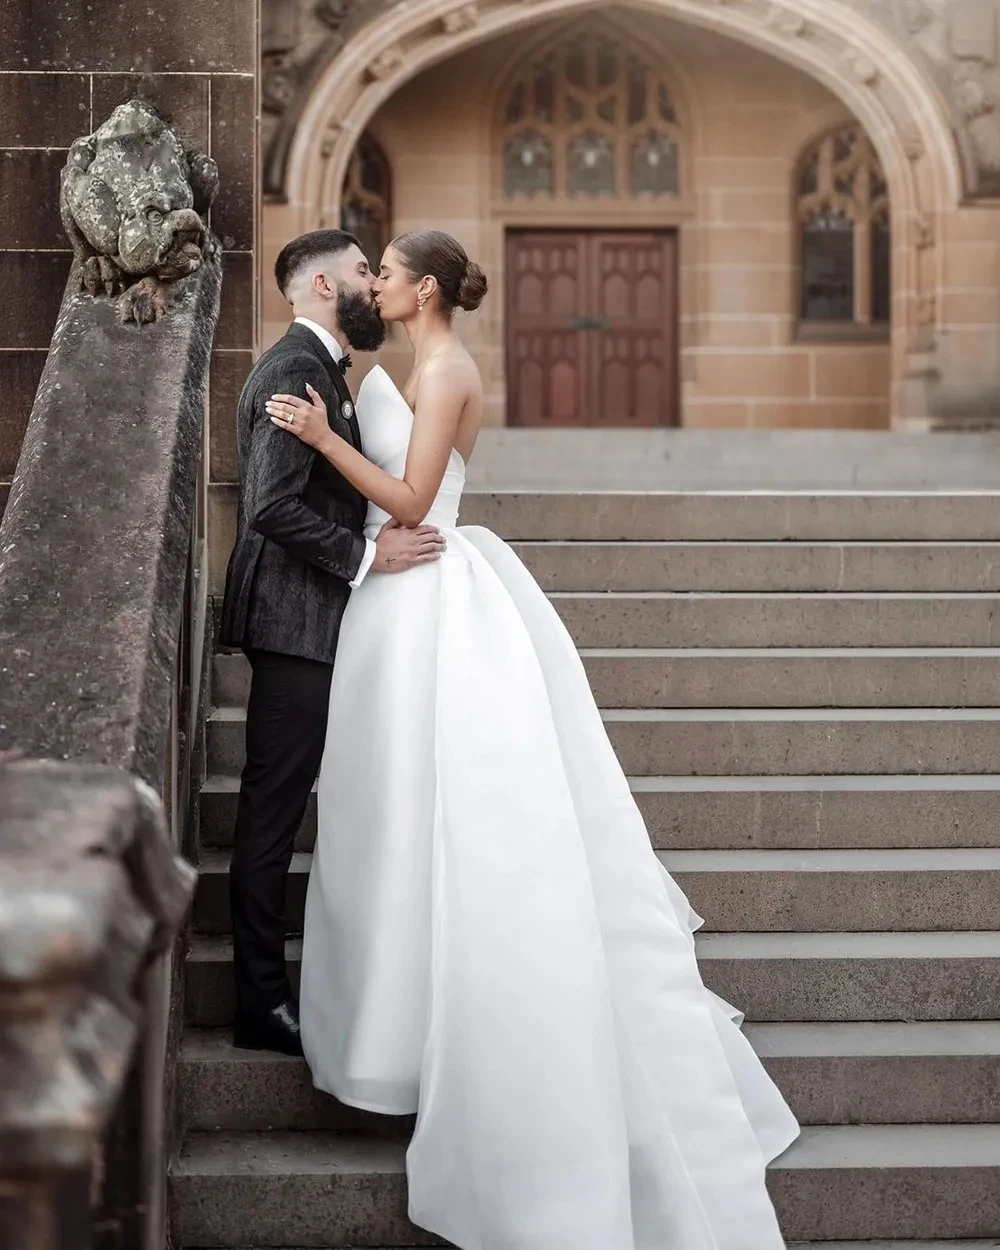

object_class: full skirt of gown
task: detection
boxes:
[299,366,799,1250]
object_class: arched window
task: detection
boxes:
[341,133,392,269]
[797,124,890,330]
[500,28,681,202]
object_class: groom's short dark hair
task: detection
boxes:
[275,229,363,298]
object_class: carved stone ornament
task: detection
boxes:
[871,0,933,37]
[901,0,933,34]
[314,0,350,31]
[914,212,935,249]
[844,48,880,86]
[262,60,300,115]
[901,124,926,161]
[443,3,480,34]
[894,0,934,36]
[951,62,1000,190]
[366,43,406,81]
[320,120,345,159]
[766,6,807,37]
[60,99,220,326]
[954,64,996,121]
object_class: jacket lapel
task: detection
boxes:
[329,367,364,453]
[283,322,363,452]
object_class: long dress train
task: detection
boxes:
[300,365,799,1250]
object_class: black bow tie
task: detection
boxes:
[337,354,352,374]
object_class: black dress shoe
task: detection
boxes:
[233,1000,303,1056]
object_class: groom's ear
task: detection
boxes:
[312,268,336,301]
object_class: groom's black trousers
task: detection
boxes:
[230,648,334,1017]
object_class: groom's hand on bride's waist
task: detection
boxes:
[373,518,446,573]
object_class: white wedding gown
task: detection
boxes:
[300,365,799,1250]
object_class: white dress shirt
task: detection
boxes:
[293,316,376,589]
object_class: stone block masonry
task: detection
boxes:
[0,0,259,524]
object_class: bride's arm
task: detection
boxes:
[267,358,465,528]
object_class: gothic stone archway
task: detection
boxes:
[272,0,991,427]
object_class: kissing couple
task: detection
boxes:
[219,227,799,1249]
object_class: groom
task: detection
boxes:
[218,229,445,1055]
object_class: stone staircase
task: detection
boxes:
[171,491,1000,1248]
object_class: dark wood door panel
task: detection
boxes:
[506,232,588,427]
[509,330,582,426]
[506,229,677,427]
[589,233,676,427]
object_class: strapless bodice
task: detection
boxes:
[364,465,465,538]
[355,365,466,538]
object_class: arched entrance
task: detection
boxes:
[270,0,968,429]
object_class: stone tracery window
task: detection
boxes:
[501,29,681,201]
[340,133,392,268]
[797,125,890,329]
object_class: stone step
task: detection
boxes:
[170,1132,431,1248]
[206,705,1000,777]
[514,541,1000,593]
[185,931,1000,1027]
[212,591,1000,648]
[213,647,1000,711]
[192,848,1000,936]
[457,492,1000,542]
[170,1124,1000,1244]
[551,592,1000,648]
[178,1029,413,1136]
[199,774,1000,853]
[461,429,1000,492]
[607,708,1000,775]
[178,1023,1000,1131]
[747,1021,1000,1125]
[672,848,1000,929]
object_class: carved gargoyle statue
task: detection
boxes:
[60,99,220,326]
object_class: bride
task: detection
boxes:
[265,229,798,1250]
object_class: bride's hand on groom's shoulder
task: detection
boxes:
[266,384,333,452]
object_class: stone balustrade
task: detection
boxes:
[0,175,221,1245]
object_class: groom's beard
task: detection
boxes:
[337,286,386,353]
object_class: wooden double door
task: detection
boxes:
[505,230,678,427]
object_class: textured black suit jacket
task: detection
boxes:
[218,322,368,664]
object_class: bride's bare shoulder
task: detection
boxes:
[421,345,482,395]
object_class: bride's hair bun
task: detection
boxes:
[392,230,489,316]
[456,261,488,312]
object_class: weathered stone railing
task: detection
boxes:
[0,761,195,1250]
[0,231,220,1244]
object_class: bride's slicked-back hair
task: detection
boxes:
[392,230,488,314]
[275,228,363,298]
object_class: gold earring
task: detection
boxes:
[417,295,427,311]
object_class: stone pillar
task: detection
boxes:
[0,4,260,1247]
[0,0,260,520]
